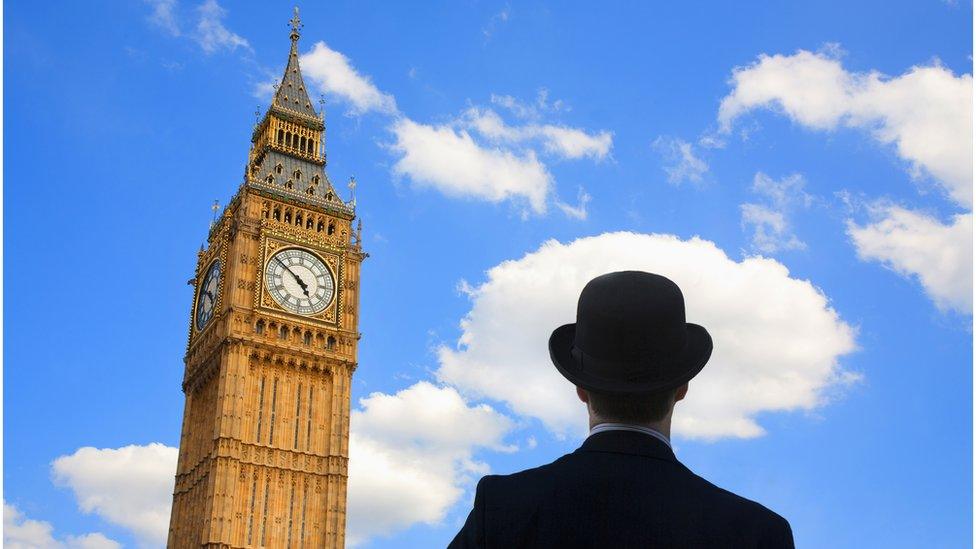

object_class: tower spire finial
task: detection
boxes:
[289,6,302,43]
[268,5,317,118]
[210,199,220,229]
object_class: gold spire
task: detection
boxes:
[289,6,302,43]
[271,6,317,119]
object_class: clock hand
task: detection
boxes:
[275,257,311,297]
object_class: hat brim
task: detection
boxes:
[548,322,712,395]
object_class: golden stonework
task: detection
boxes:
[167,9,364,548]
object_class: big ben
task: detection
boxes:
[168,9,364,548]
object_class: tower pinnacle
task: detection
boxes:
[273,6,316,118]
[245,7,353,215]
[289,6,302,43]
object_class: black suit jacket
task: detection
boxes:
[448,430,794,548]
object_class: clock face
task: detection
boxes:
[265,248,335,315]
[195,260,221,330]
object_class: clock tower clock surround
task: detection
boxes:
[167,9,365,548]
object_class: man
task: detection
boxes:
[449,271,794,548]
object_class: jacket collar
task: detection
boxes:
[576,429,678,463]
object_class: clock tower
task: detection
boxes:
[168,9,364,548]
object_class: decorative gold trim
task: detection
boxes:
[186,239,229,348]
[192,259,222,332]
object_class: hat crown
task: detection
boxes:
[574,271,688,363]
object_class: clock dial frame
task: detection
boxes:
[264,247,335,315]
[195,260,221,330]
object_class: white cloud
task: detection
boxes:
[719,48,973,208]
[491,93,539,120]
[62,534,121,549]
[261,45,606,215]
[389,117,553,214]
[347,381,513,546]
[3,502,121,549]
[848,205,973,313]
[464,107,613,161]
[436,232,858,439]
[698,133,726,149]
[555,186,592,220]
[194,0,250,54]
[464,107,519,141]
[740,204,805,253]
[250,37,604,214]
[491,88,570,120]
[300,41,398,115]
[719,48,973,314]
[251,78,276,99]
[741,172,813,253]
[652,136,709,185]
[145,0,180,37]
[752,171,814,209]
[51,443,178,548]
[482,7,511,42]
[536,125,613,160]
[44,386,513,549]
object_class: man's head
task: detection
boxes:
[576,383,688,426]
[548,271,712,427]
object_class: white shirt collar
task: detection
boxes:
[588,422,672,449]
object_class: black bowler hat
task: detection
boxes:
[549,271,713,395]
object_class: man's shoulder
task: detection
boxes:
[473,451,578,506]
[480,450,789,527]
[468,449,793,547]
[687,471,792,530]
[478,452,572,491]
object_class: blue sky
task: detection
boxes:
[4,1,973,547]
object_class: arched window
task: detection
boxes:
[277,129,284,145]
[300,136,307,152]
[309,140,316,154]
[286,132,292,148]
[275,163,283,175]
[306,217,314,228]
[284,210,292,223]
[295,213,303,226]
[279,325,289,340]
[255,320,265,335]
[285,180,294,190]
[326,336,336,350]
[266,175,274,185]
[303,331,312,345]
[312,175,320,185]
[327,221,335,236]
[273,207,281,221]
[294,170,302,181]
[316,220,324,232]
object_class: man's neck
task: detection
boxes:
[589,416,672,439]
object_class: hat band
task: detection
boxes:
[571,345,674,382]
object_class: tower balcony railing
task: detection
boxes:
[274,141,324,164]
